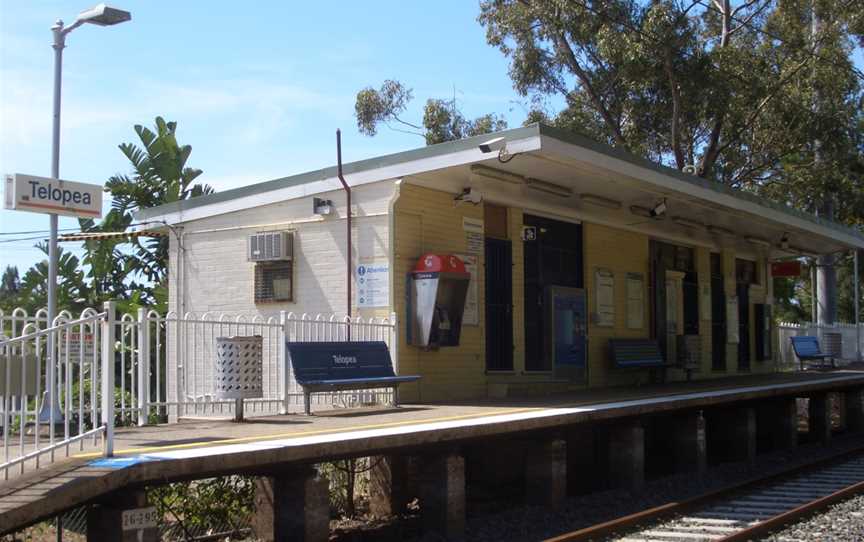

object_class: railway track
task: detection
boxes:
[546,448,864,542]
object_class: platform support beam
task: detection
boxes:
[761,398,799,450]
[809,393,832,445]
[418,450,465,540]
[844,388,864,433]
[369,455,411,517]
[673,410,707,478]
[86,488,158,542]
[252,467,330,542]
[525,437,567,510]
[607,421,644,491]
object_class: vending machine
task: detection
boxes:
[408,254,471,349]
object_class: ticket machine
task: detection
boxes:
[409,254,471,349]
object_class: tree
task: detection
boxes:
[479,0,862,184]
[80,117,213,309]
[14,243,90,316]
[355,79,507,145]
[0,266,20,311]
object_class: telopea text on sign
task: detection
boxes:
[3,173,103,218]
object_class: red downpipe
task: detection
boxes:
[336,129,352,339]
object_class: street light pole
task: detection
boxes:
[41,4,131,435]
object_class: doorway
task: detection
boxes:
[523,214,583,372]
[485,237,513,371]
[737,283,751,370]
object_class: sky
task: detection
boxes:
[1,2,862,275]
[0,0,534,272]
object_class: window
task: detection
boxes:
[254,261,293,303]
[735,259,758,285]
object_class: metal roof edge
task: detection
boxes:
[536,124,864,245]
[134,124,542,222]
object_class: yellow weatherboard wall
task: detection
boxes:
[392,182,486,402]
[582,223,651,388]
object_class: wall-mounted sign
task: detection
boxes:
[457,254,479,326]
[4,173,102,218]
[771,261,802,277]
[521,226,537,241]
[356,262,389,308]
[594,268,615,327]
[626,273,644,329]
[463,217,484,254]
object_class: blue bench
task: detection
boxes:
[286,341,420,415]
[790,336,835,370]
[609,338,670,383]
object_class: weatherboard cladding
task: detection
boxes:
[136,123,863,245]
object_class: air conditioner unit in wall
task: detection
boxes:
[248,231,294,262]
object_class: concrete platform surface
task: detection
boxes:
[3,370,864,533]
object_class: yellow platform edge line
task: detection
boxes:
[74,406,545,459]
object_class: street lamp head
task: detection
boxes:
[76,3,131,26]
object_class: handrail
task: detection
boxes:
[0,425,106,480]
[0,312,107,346]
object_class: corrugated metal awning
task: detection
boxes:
[58,230,166,242]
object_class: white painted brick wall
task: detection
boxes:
[164,180,396,412]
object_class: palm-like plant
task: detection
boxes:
[78,117,213,310]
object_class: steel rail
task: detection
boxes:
[544,442,864,542]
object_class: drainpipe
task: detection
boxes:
[337,129,352,339]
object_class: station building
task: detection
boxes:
[136,124,864,403]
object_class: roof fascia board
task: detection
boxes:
[538,130,864,250]
[136,127,542,225]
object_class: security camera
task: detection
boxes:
[650,199,667,218]
[454,187,483,205]
[478,137,506,154]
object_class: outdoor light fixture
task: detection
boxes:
[313,197,332,216]
[746,236,772,248]
[672,217,703,229]
[707,225,735,237]
[469,164,524,185]
[579,193,621,209]
[527,178,573,198]
[629,205,665,220]
[780,232,790,250]
[76,3,131,26]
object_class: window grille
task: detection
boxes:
[254,261,294,303]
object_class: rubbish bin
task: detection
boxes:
[215,335,263,421]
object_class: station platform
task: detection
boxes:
[3,370,864,533]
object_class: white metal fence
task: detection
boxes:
[777,321,864,369]
[1,304,398,480]
[0,304,115,480]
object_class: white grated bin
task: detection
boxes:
[215,335,263,421]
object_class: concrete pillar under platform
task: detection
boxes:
[708,407,756,466]
[844,388,864,433]
[759,398,798,451]
[607,422,645,491]
[566,425,598,495]
[418,451,465,540]
[369,455,411,517]
[672,411,707,478]
[252,467,330,542]
[809,393,832,445]
[525,438,567,510]
[86,488,158,542]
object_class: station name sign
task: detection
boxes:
[3,173,102,218]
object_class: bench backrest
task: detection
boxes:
[790,336,824,358]
[609,338,665,368]
[287,341,396,383]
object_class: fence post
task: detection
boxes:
[101,301,116,457]
[280,311,289,415]
[137,308,150,427]
[390,311,399,375]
